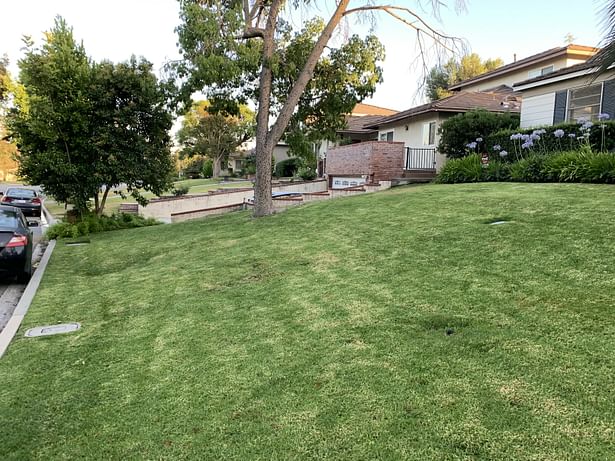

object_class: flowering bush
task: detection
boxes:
[486,120,615,159]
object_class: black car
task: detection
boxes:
[0,188,42,218]
[0,206,34,282]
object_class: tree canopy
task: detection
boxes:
[6,17,175,215]
[177,100,255,177]
[174,0,464,216]
[425,53,503,101]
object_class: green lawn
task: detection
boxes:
[1,183,615,460]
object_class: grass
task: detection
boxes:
[1,183,615,459]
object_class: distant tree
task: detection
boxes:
[177,100,255,178]
[425,53,504,100]
[0,54,8,104]
[6,17,174,216]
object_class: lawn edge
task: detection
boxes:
[0,239,57,359]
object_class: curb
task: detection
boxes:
[42,203,57,226]
[0,239,56,359]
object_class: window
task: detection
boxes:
[379,131,393,141]
[528,65,554,79]
[422,121,436,145]
[567,83,602,122]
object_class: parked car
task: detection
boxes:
[0,206,35,282]
[0,188,42,218]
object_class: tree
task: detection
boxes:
[594,0,615,75]
[6,17,174,216]
[174,0,465,217]
[177,100,255,178]
[425,53,503,101]
[0,55,8,105]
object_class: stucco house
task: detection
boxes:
[449,44,598,93]
[513,61,615,128]
[359,90,520,178]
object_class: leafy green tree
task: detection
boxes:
[177,100,255,178]
[426,53,504,101]
[0,54,9,104]
[6,17,174,215]
[174,0,465,216]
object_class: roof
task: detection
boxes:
[512,61,597,88]
[351,103,398,116]
[339,115,382,134]
[449,44,599,91]
[365,91,520,128]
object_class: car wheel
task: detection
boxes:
[18,267,32,284]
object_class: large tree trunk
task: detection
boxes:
[96,186,110,217]
[253,0,351,217]
[213,157,222,178]
[252,0,283,218]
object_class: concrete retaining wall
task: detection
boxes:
[140,180,328,222]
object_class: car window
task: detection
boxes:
[0,210,18,227]
[6,188,36,198]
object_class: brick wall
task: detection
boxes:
[326,141,404,182]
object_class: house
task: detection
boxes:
[449,44,598,93]
[325,90,519,183]
[513,61,615,128]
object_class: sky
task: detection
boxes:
[0,0,608,112]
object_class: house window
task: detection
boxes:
[422,121,436,145]
[567,83,602,122]
[379,131,394,141]
[528,65,554,79]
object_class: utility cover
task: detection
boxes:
[25,322,81,337]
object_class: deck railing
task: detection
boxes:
[404,147,436,170]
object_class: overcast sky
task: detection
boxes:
[0,0,607,111]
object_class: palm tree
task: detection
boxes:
[594,0,615,74]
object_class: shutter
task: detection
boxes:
[600,79,615,119]
[553,90,567,124]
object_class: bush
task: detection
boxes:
[296,166,316,181]
[508,155,546,182]
[436,150,615,185]
[202,159,213,178]
[438,109,520,159]
[274,157,302,177]
[47,213,160,239]
[435,154,483,183]
[172,185,190,196]
[486,121,615,160]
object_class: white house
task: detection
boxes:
[513,62,615,128]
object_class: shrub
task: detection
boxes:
[274,157,302,177]
[508,155,546,182]
[486,121,615,160]
[296,166,316,180]
[201,159,213,178]
[482,160,511,181]
[438,109,520,159]
[172,185,190,196]
[47,213,160,239]
[435,154,483,183]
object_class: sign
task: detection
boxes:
[481,153,489,167]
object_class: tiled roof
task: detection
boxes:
[365,91,520,128]
[352,103,398,116]
[339,115,383,133]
